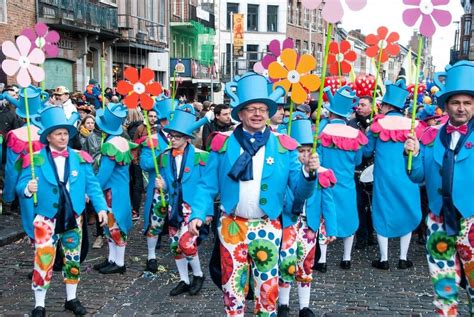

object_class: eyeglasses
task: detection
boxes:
[167,134,184,140]
[243,107,268,114]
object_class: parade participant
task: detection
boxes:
[17,105,108,317]
[348,96,376,249]
[93,103,138,274]
[316,86,368,271]
[2,86,46,234]
[405,60,474,316]
[53,86,77,121]
[278,113,337,317]
[148,104,210,295]
[187,72,320,317]
[139,96,178,272]
[268,82,287,134]
[201,103,234,149]
[363,79,423,270]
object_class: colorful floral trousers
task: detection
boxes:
[146,189,168,238]
[32,214,83,290]
[425,212,474,316]
[104,190,127,246]
[218,214,282,317]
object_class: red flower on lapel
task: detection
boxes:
[184,167,190,173]
[465,142,473,149]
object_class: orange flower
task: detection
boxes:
[35,246,55,271]
[116,67,163,110]
[327,40,357,75]
[268,48,321,104]
[221,217,248,245]
[365,26,400,63]
[34,221,53,245]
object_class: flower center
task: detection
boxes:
[18,56,30,69]
[336,53,345,62]
[133,82,146,94]
[287,70,300,84]
[420,0,434,15]
[35,37,46,49]
[378,39,388,49]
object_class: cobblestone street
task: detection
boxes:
[0,217,469,316]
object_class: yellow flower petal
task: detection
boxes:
[290,83,308,104]
[280,49,298,71]
[300,74,321,93]
[274,79,291,93]
[268,62,289,80]
[296,54,316,74]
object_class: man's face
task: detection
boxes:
[297,145,311,163]
[445,94,474,126]
[271,106,284,125]
[237,102,269,133]
[168,132,189,149]
[216,108,231,125]
[54,94,68,105]
[47,128,69,150]
[357,98,372,117]
[7,90,18,99]
[148,111,158,126]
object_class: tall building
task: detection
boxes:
[451,0,473,63]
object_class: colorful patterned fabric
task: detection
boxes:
[278,225,298,284]
[318,218,330,245]
[171,203,198,259]
[146,189,168,238]
[425,212,474,316]
[218,214,281,316]
[295,216,318,284]
[103,190,127,246]
[32,214,83,290]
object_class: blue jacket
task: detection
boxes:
[408,123,474,218]
[139,132,170,232]
[16,148,108,224]
[189,130,316,223]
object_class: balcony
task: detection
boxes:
[118,14,167,46]
[189,4,215,29]
[37,0,119,37]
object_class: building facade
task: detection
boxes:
[451,0,473,63]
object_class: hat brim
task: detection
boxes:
[231,99,277,122]
[436,90,474,110]
[324,104,352,118]
[39,125,78,145]
[95,115,123,136]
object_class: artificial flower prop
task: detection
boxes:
[1,35,45,87]
[21,23,60,58]
[353,75,379,98]
[402,0,452,37]
[261,38,294,69]
[327,40,357,76]
[323,76,347,102]
[301,0,367,23]
[116,67,163,110]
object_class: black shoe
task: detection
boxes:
[169,281,190,296]
[299,307,316,317]
[32,306,46,317]
[277,304,290,317]
[146,259,158,273]
[340,260,351,270]
[355,239,367,250]
[99,263,126,274]
[93,259,111,271]
[189,275,205,295]
[398,259,413,269]
[372,259,389,270]
[313,262,327,273]
[64,298,87,315]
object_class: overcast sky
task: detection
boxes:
[339,0,465,71]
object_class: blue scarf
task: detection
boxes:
[439,119,474,236]
[228,125,270,181]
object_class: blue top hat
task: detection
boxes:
[382,79,409,109]
[95,103,128,136]
[164,104,209,139]
[289,111,313,145]
[153,94,178,121]
[434,60,474,109]
[324,85,359,118]
[267,81,286,106]
[31,105,80,144]
[1,85,49,119]
[225,72,286,122]
[416,104,440,121]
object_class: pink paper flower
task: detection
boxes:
[21,23,60,57]
[301,0,367,23]
[1,35,45,88]
[402,0,452,37]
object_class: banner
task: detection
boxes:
[233,13,244,57]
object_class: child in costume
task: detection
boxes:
[17,106,108,317]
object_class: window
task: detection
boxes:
[227,3,239,30]
[146,0,158,40]
[0,0,6,23]
[247,44,259,71]
[159,0,166,41]
[303,41,309,53]
[267,5,278,32]
[295,40,301,53]
[465,18,472,36]
[463,39,470,55]
[296,2,301,26]
[288,2,293,24]
[304,8,309,27]
[247,4,259,31]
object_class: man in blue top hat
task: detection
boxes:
[405,60,474,316]
[17,105,108,317]
[363,79,423,270]
[149,104,210,296]
[315,86,368,272]
[187,72,320,317]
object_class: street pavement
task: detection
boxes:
[0,214,470,316]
